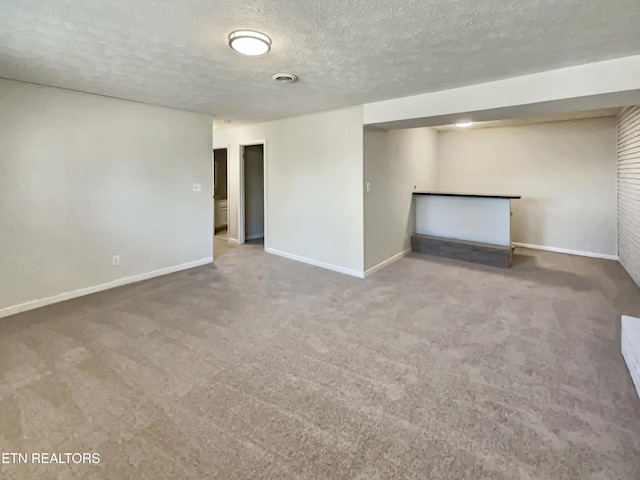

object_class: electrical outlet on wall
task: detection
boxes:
[366,182,371,192]
[112,255,120,266]
[193,183,202,192]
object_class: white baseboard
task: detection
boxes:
[265,248,364,278]
[227,238,240,244]
[513,242,618,261]
[364,249,411,278]
[0,257,213,320]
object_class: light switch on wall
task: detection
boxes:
[366,182,371,192]
[193,183,202,192]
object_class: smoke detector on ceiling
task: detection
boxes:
[271,73,298,83]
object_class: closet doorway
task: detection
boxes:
[239,142,266,246]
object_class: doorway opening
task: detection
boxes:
[213,148,229,258]
[239,143,266,246]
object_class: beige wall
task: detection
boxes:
[0,76,626,315]
[0,79,214,315]
[363,127,438,270]
[437,118,618,257]
[213,106,365,276]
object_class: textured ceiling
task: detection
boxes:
[2,0,640,122]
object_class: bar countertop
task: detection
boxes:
[412,191,522,200]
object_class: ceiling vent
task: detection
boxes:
[271,73,298,83]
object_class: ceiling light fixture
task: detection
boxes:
[228,30,271,56]
[455,121,473,128]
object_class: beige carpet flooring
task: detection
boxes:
[213,235,235,260]
[1,246,640,479]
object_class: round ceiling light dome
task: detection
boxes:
[228,30,271,56]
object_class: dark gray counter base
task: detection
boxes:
[411,234,512,268]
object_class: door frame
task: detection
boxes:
[238,140,267,246]
[212,145,230,241]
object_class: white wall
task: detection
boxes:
[363,127,438,271]
[244,144,264,240]
[213,106,365,276]
[618,106,640,286]
[437,118,618,257]
[0,79,213,316]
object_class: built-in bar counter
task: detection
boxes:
[411,192,521,268]
[412,192,521,199]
